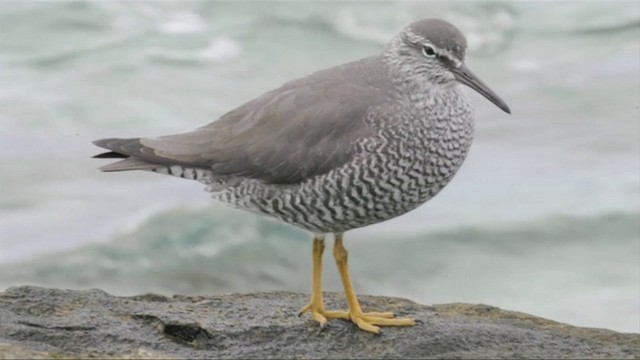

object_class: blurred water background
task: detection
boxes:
[0,1,638,333]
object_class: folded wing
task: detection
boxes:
[94,60,385,184]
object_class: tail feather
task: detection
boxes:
[93,137,158,172]
[98,158,160,172]
[93,138,140,154]
[93,151,127,159]
[92,136,211,173]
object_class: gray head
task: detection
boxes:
[388,18,510,114]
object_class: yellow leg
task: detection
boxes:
[333,233,416,334]
[298,235,349,328]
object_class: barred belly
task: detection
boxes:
[211,149,458,233]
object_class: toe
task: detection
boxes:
[362,316,416,327]
[323,310,350,320]
[311,311,328,328]
[354,317,380,334]
[298,303,311,316]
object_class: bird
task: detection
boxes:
[93,18,511,334]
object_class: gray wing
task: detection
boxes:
[94,58,386,184]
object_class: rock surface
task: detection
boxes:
[0,286,638,359]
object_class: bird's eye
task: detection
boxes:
[421,45,436,58]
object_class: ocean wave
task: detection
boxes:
[572,19,640,36]
[1,207,636,293]
[266,2,517,54]
[516,2,639,35]
[1,204,638,332]
[144,36,241,66]
[157,10,207,35]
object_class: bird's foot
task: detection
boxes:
[298,303,349,328]
[346,311,416,334]
[299,303,415,333]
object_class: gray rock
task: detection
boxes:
[0,286,637,359]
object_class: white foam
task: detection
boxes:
[197,37,241,63]
[330,11,396,44]
[158,11,207,34]
[510,59,541,72]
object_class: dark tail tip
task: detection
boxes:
[93,151,128,159]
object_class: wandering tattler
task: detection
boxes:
[93,18,511,333]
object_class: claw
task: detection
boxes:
[298,303,311,317]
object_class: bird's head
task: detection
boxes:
[388,18,511,114]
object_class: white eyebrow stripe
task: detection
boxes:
[433,47,462,67]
